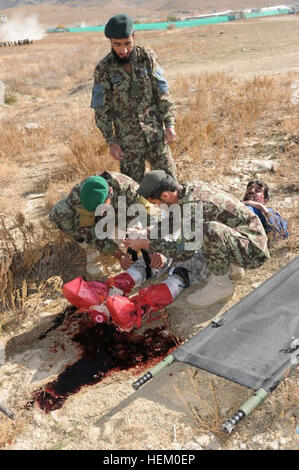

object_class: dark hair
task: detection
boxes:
[246,180,270,201]
[150,174,180,199]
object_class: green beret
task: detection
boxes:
[137,170,167,198]
[80,176,109,212]
[105,14,134,39]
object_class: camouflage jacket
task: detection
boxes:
[66,171,140,253]
[150,181,269,261]
[90,46,175,147]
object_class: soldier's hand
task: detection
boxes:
[123,238,150,251]
[119,254,134,270]
[164,127,176,145]
[149,253,166,269]
[110,143,124,161]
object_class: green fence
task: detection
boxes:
[245,8,292,18]
[47,9,293,34]
[65,15,230,33]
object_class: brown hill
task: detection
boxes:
[0,1,276,28]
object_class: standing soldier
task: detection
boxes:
[91,14,177,183]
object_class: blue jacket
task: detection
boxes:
[247,206,289,239]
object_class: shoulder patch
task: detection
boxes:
[90,83,105,109]
[153,66,169,94]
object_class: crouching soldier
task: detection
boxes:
[49,171,147,279]
[124,170,270,307]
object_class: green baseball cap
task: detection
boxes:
[105,14,134,39]
[137,170,167,198]
[80,176,109,212]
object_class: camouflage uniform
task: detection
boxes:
[150,182,270,276]
[91,46,177,183]
[49,171,140,254]
[170,251,210,285]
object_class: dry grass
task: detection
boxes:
[172,73,297,179]
[0,161,21,186]
[174,369,223,436]
[42,70,298,186]
[0,120,51,159]
[0,416,25,450]
[44,179,74,208]
[0,20,298,449]
[0,213,84,333]
[175,366,299,446]
[63,118,118,178]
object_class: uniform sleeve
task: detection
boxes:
[93,237,119,254]
[91,64,116,146]
[148,209,195,261]
[150,238,194,261]
[148,51,175,128]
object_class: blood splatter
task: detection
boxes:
[31,309,179,412]
[38,306,76,340]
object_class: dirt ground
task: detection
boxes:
[0,15,299,451]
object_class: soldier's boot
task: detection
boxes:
[76,241,104,280]
[84,245,104,281]
[106,270,189,333]
[229,263,245,281]
[187,272,234,307]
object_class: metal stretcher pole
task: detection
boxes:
[0,402,15,420]
[132,354,175,390]
[222,388,268,433]
[223,347,299,433]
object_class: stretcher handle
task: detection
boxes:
[132,354,175,391]
[132,372,153,390]
[222,388,268,433]
[0,403,15,420]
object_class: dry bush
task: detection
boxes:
[0,214,83,331]
[0,416,25,450]
[0,161,21,185]
[64,119,118,178]
[58,72,297,188]
[44,179,75,208]
[172,73,295,179]
[243,375,299,437]
[2,41,100,97]
[0,194,25,216]
[174,369,224,437]
[0,121,51,160]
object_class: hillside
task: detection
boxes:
[0,0,282,27]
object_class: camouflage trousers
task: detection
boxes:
[127,250,209,287]
[203,221,270,276]
[170,250,210,285]
[119,133,177,184]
